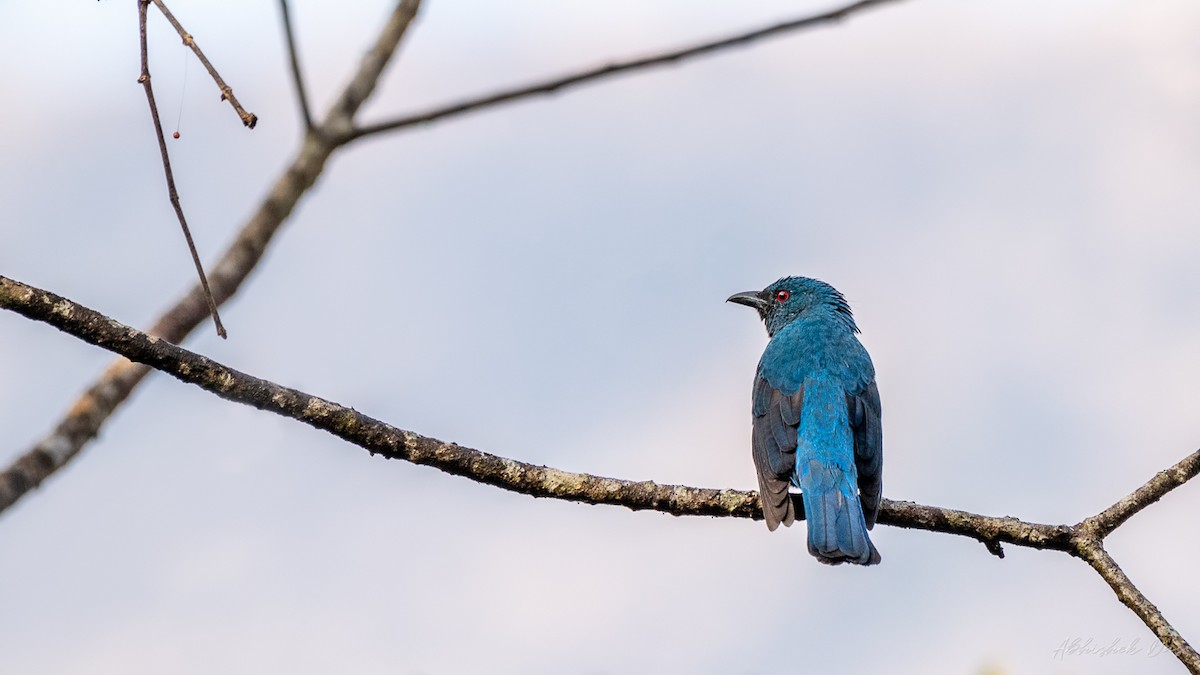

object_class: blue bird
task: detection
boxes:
[728,276,882,565]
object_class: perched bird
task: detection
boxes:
[728,276,882,565]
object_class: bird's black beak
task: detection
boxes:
[727,290,769,317]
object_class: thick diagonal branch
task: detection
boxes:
[0,0,421,515]
[349,0,905,141]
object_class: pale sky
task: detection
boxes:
[2,1,1199,673]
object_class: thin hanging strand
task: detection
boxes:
[174,46,188,138]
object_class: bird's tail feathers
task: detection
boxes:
[800,462,880,566]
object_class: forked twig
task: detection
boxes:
[150,0,258,129]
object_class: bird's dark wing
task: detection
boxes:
[752,376,804,530]
[846,380,883,528]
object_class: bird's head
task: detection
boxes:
[727,276,859,337]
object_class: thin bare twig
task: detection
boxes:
[0,0,422,515]
[137,0,226,339]
[349,0,904,142]
[2,272,1198,671]
[149,0,258,129]
[277,0,314,130]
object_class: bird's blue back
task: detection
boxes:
[732,276,883,566]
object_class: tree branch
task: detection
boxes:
[0,0,422,515]
[2,273,1198,671]
[348,0,905,142]
[137,0,226,339]
[1080,448,1200,540]
[326,0,420,134]
[0,274,1066,540]
[149,0,258,128]
[277,0,314,131]
[1074,538,1200,671]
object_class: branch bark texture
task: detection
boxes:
[1074,539,1196,669]
[1,274,1198,671]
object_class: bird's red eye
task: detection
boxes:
[775,290,790,302]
